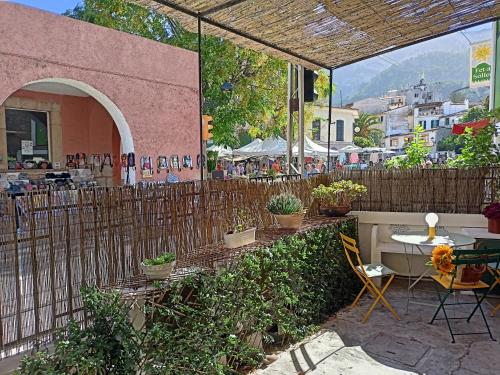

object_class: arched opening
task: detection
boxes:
[0,78,135,185]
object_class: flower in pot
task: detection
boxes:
[141,252,176,280]
[224,209,256,249]
[266,193,305,229]
[311,180,367,217]
[482,202,500,234]
[427,245,485,285]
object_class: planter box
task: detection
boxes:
[224,228,256,249]
[488,218,500,234]
[141,261,176,280]
[319,205,351,217]
[274,213,305,229]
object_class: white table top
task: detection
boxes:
[391,231,476,247]
[462,227,500,240]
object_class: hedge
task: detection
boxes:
[19,219,360,374]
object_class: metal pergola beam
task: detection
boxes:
[153,0,329,69]
[200,0,248,17]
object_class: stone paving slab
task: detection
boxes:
[255,280,500,375]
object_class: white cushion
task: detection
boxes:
[357,263,397,278]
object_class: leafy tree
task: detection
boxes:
[447,108,500,168]
[437,134,465,153]
[353,136,374,148]
[461,106,488,123]
[353,113,384,147]
[65,0,291,147]
[386,125,430,169]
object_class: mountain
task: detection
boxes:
[350,51,468,102]
[332,25,492,105]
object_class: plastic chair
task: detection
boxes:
[429,248,500,343]
[340,233,400,323]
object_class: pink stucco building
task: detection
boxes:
[0,2,200,183]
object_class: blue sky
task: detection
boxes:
[8,0,80,14]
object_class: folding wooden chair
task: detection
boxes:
[429,248,500,343]
[487,265,500,317]
[340,233,400,323]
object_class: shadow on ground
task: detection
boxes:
[256,279,500,375]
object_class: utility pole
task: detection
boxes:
[298,65,305,176]
[287,63,294,174]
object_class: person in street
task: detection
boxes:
[272,159,281,173]
[360,160,368,170]
[335,160,343,170]
[311,164,320,174]
[227,161,234,175]
[245,162,253,175]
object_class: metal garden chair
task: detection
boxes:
[429,248,500,343]
[340,233,400,323]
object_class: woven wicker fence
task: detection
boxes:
[0,167,497,356]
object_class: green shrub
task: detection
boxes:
[143,252,176,266]
[266,193,304,215]
[312,180,367,206]
[18,288,141,375]
[19,220,360,374]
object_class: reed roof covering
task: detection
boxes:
[132,0,500,69]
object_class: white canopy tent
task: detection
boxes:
[292,136,339,157]
[233,138,263,157]
[207,144,233,157]
[338,145,363,153]
[234,136,288,157]
[256,136,287,157]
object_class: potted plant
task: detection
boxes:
[266,193,305,229]
[224,209,256,249]
[141,252,176,280]
[483,202,500,234]
[428,245,485,285]
[311,180,367,217]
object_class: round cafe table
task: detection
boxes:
[391,231,476,311]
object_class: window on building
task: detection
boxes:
[431,119,439,128]
[414,93,419,98]
[445,117,450,126]
[6,109,49,169]
[380,116,384,122]
[390,139,398,147]
[312,119,321,141]
[335,120,344,142]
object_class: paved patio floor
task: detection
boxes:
[256,279,500,375]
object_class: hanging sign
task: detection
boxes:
[21,140,33,155]
[470,41,492,88]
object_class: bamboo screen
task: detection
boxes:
[0,167,497,356]
[132,0,500,68]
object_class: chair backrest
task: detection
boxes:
[453,248,500,268]
[447,248,500,287]
[340,233,366,278]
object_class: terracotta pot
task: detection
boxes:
[141,261,176,280]
[319,205,351,217]
[456,264,486,285]
[488,218,500,234]
[224,228,256,249]
[273,212,305,229]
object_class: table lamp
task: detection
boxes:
[425,213,439,240]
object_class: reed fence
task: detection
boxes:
[0,167,497,356]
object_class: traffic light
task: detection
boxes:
[202,115,213,141]
[304,69,318,102]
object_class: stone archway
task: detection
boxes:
[15,78,135,183]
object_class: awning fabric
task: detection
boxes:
[207,144,233,157]
[233,138,263,156]
[292,136,338,157]
[132,1,500,69]
[452,119,490,135]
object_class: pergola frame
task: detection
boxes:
[132,0,500,179]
